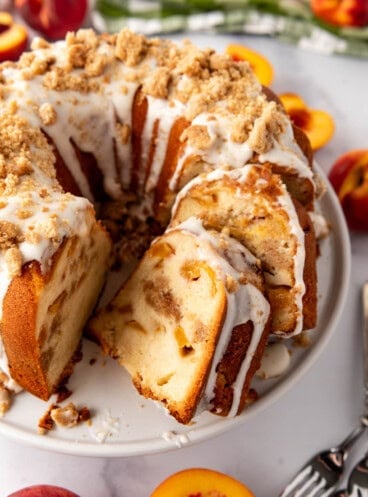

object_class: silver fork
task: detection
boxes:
[347,452,368,496]
[279,282,368,497]
[279,422,368,497]
[332,285,368,497]
[341,451,368,496]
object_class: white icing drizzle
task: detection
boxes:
[309,211,329,239]
[0,33,315,206]
[109,81,137,189]
[256,342,291,379]
[169,112,254,191]
[276,186,306,337]
[88,409,120,443]
[169,109,314,193]
[170,166,239,215]
[144,97,185,193]
[162,430,190,447]
[0,184,92,391]
[138,97,157,190]
[258,120,314,181]
[0,191,92,321]
[171,164,306,337]
[3,35,314,205]
[173,217,270,417]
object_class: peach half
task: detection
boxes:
[15,0,88,40]
[329,149,368,231]
[0,12,28,62]
[150,468,255,497]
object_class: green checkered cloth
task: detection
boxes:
[93,0,368,57]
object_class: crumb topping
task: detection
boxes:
[39,102,57,126]
[247,101,285,154]
[225,274,239,293]
[5,246,22,277]
[2,27,288,158]
[0,221,23,249]
[142,67,171,99]
[43,67,99,93]
[0,385,11,416]
[181,125,213,150]
[66,30,107,77]
[115,29,147,66]
[18,52,56,79]
[0,109,55,183]
[31,37,51,50]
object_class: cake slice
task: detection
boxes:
[170,164,317,336]
[1,218,111,400]
[88,218,270,424]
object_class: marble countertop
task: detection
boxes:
[1,32,367,497]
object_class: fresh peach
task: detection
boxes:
[0,11,13,32]
[279,92,334,151]
[150,468,255,497]
[311,0,368,27]
[0,12,28,62]
[7,484,80,497]
[329,149,368,231]
[15,0,88,40]
[226,44,274,86]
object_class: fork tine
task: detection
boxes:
[318,488,336,497]
[280,465,313,497]
[307,478,328,497]
[293,472,322,497]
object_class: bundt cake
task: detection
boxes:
[0,28,323,422]
[88,218,271,424]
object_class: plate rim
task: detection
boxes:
[0,166,351,457]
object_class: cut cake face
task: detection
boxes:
[88,218,270,424]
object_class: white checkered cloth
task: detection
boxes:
[92,0,368,57]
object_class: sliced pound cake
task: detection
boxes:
[88,218,270,424]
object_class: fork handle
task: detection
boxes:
[336,423,366,460]
[334,285,368,459]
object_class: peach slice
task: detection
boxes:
[150,468,254,497]
[226,44,274,86]
[279,92,335,151]
[0,12,28,62]
[311,0,368,27]
[180,261,217,296]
